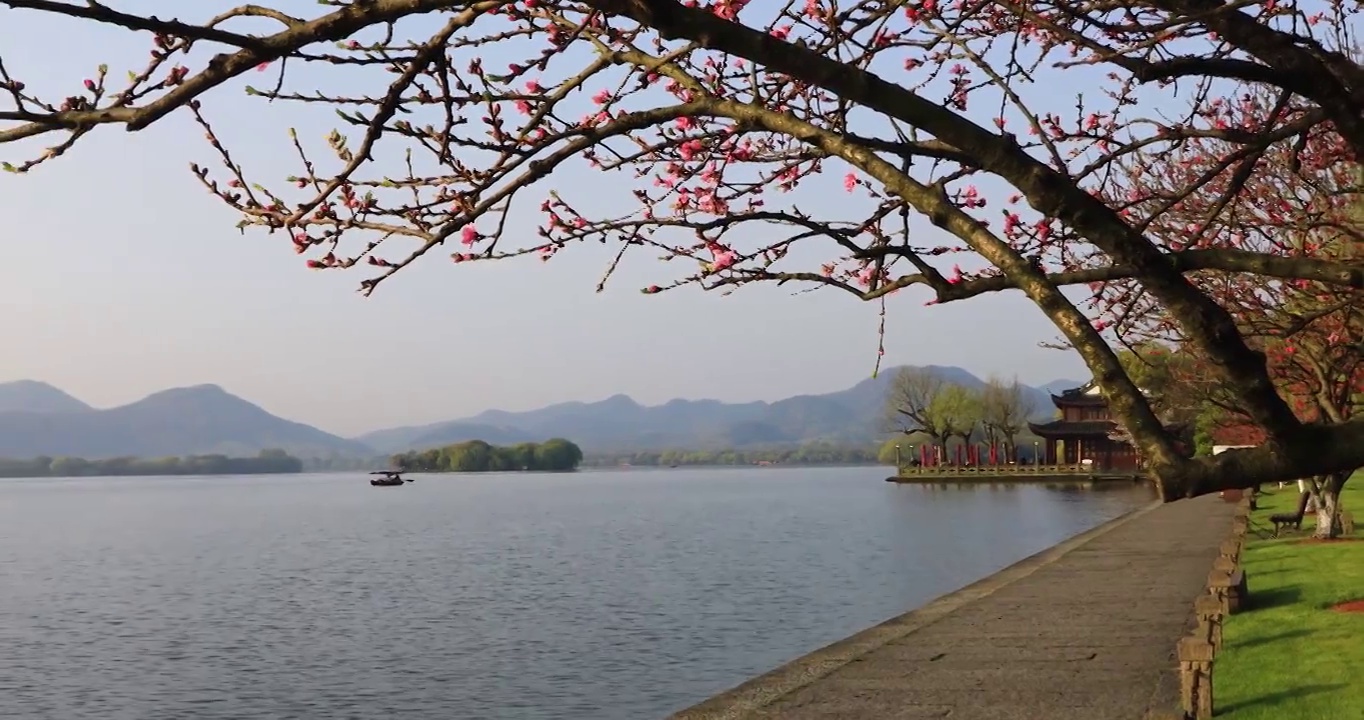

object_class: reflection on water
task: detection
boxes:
[0,467,1154,720]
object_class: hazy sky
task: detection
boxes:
[0,4,1090,437]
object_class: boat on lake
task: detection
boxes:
[369,471,412,487]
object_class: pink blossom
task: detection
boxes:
[712,250,738,271]
[947,265,963,284]
[679,139,704,161]
[592,89,611,105]
[844,173,857,192]
[461,225,478,245]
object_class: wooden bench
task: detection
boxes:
[1268,490,1312,537]
[1269,511,1304,536]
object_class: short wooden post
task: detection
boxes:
[1178,635,1216,719]
[1194,594,1225,652]
[1209,568,1248,614]
[1219,538,1243,563]
[1207,569,1230,614]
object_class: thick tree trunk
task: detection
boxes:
[1311,471,1350,539]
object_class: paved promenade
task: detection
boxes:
[671,495,1234,720]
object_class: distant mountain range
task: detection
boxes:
[0,383,369,459]
[0,368,1084,460]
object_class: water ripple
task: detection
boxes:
[0,468,1153,719]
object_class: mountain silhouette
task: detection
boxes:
[0,380,93,414]
[356,366,1075,453]
[0,384,367,459]
[0,367,1081,459]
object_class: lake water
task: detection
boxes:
[0,467,1155,719]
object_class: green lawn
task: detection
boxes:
[1214,479,1364,720]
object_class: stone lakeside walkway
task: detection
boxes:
[671,495,1234,720]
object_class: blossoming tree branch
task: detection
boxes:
[1,0,1361,500]
[1104,85,1362,535]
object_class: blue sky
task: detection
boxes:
[0,3,1088,436]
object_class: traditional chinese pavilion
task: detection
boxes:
[1028,381,1143,471]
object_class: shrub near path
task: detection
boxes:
[1214,480,1364,720]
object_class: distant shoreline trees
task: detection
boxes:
[582,442,880,468]
[391,439,583,473]
[0,449,304,478]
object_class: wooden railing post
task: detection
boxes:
[1178,636,1215,719]
[1207,568,1247,614]
[1218,538,1243,564]
[1194,595,1224,653]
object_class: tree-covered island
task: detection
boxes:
[582,443,881,468]
[0,449,304,478]
[391,438,583,473]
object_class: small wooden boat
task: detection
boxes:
[369,470,412,487]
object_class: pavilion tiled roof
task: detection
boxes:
[1050,380,1109,408]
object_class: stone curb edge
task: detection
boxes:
[668,499,1167,720]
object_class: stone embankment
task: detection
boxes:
[1159,493,1253,719]
[671,495,1236,720]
